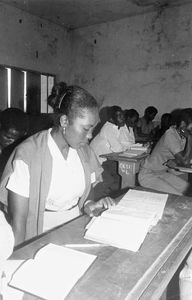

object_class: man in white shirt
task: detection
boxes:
[91,106,131,197]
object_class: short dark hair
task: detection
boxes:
[145,106,158,116]
[58,86,98,122]
[175,108,192,128]
[0,108,28,133]
[124,109,139,120]
[108,106,122,121]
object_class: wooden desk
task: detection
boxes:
[12,193,192,300]
[100,152,148,188]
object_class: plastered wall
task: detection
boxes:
[0,3,70,80]
[69,4,192,117]
[1,3,192,118]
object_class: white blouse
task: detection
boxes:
[6,129,86,211]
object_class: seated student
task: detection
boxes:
[0,86,115,246]
[124,109,139,144]
[152,113,173,150]
[138,108,192,195]
[0,108,28,153]
[91,105,135,163]
[0,108,28,179]
[136,106,158,142]
[91,105,134,195]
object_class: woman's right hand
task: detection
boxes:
[84,197,116,217]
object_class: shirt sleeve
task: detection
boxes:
[6,160,30,197]
[164,130,185,155]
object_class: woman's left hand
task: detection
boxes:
[84,197,116,217]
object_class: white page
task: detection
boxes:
[10,244,96,300]
[119,148,146,157]
[102,204,157,225]
[1,260,24,300]
[121,189,168,221]
[85,215,151,252]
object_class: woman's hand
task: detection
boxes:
[84,197,116,217]
[165,159,177,169]
[180,128,192,139]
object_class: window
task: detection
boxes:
[0,65,55,113]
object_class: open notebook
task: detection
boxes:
[85,190,168,252]
[9,243,96,300]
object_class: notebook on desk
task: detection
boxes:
[85,190,168,252]
[119,148,148,158]
[9,243,97,300]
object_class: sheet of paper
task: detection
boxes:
[85,215,152,252]
[85,189,168,252]
[9,243,96,300]
[121,189,168,221]
[2,260,24,300]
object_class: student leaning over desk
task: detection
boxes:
[0,86,115,246]
[138,108,192,196]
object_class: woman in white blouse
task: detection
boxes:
[0,86,114,246]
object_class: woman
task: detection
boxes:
[138,108,192,195]
[0,86,114,246]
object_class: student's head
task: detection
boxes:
[161,113,173,131]
[57,85,99,148]
[175,108,192,134]
[124,109,139,128]
[109,106,125,127]
[0,108,28,149]
[144,106,158,122]
[48,81,67,111]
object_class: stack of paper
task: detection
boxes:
[85,190,168,252]
[129,143,149,152]
[120,148,147,157]
[9,243,96,300]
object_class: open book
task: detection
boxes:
[9,243,96,300]
[84,190,168,252]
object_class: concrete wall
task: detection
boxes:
[69,4,192,117]
[1,2,192,118]
[0,3,70,80]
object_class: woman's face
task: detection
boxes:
[65,108,99,149]
[186,122,192,134]
[179,121,192,137]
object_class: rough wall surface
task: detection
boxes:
[69,4,192,116]
[0,3,70,80]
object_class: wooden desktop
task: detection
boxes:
[11,191,192,300]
